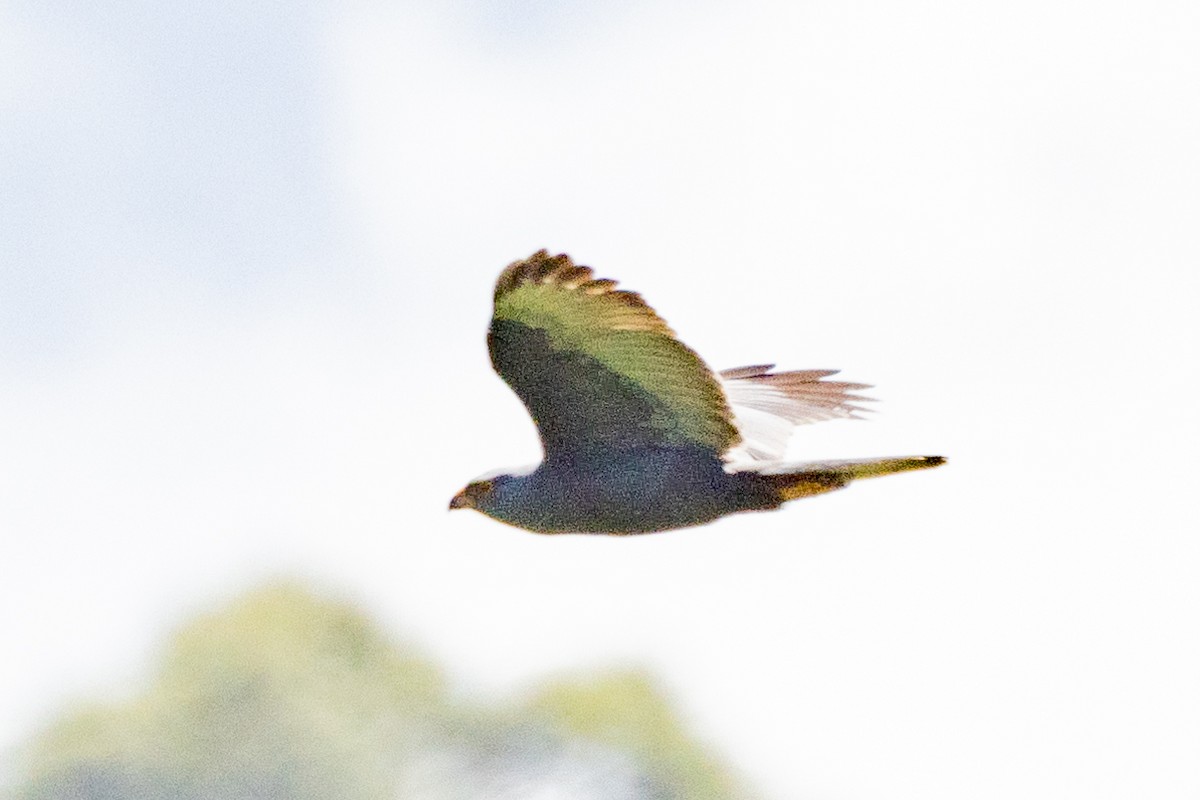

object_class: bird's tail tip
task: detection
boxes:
[880,454,946,473]
[759,454,946,501]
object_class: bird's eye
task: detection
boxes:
[469,480,494,498]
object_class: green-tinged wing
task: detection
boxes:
[488,250,739,459]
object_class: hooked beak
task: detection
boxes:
[449,490,472,510]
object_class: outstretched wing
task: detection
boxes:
[720,364,874,463]
[488,251,739,461]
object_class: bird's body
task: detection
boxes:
[479,446,780,534]
[450,251,944,535]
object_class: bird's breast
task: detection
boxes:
[504,447,755,534]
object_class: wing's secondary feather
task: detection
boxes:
[720,364,874,463]
[489,251,739,459]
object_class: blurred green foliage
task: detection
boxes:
[10,584,752,800]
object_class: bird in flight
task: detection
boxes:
[450,250,944,534]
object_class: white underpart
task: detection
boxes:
[723,403,796,467]
[473,463,538,481]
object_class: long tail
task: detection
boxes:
[756,455,946,501]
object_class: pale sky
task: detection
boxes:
[3,1,1199,798]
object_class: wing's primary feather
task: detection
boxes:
[489,251,739,460]
[720,364,874,463]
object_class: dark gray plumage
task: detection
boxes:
[449,251,944,534]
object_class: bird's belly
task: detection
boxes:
[522,449,769,534]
